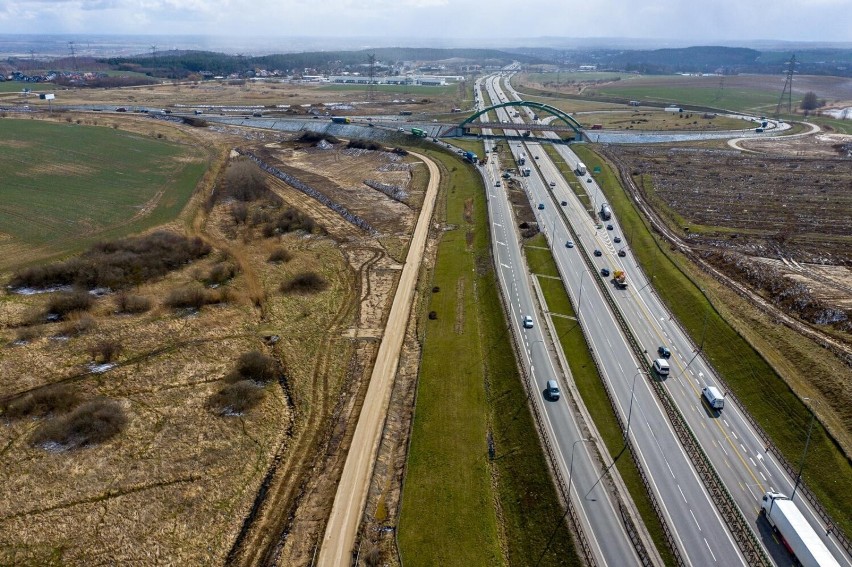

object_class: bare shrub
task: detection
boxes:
[204,262,238,286]
[347,139,382,151]
[297,131,339,145]
[213,157,278,204]
[29,399,126,449]
[114,293,152,314]
[260,208,317,238]
[225,351,280,384]
[164,285,213,309]
[15,325,42,342]
[46,291,94,319]
[208,380,264,415]
[4,384,81,419]
[89,339,123,363]
[267,248,292,263]
[279,272,328,294]
[60,313,96,336]
[231,202,249,224]
[9,231,211,290]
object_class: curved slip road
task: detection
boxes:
[317,152,440,566]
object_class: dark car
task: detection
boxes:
[614,236,622,243]
[658,346,671,358]
[561,200,567,206]
[607,224,614,230]
[601,268,610,277]
[594,249,602,257]
[618,250,626,257]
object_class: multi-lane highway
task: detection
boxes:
[488,72,851,567]
[479,73,751,566]
[471,77,645,567]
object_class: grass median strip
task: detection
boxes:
[399,149,580,566]
[524,233,676,566]
[573,144,852,539]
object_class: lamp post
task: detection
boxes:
[576,270,587,319]
[585,371,645,500]
[792,398,818,501]
[535,437,593,567]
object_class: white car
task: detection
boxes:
[522,315,534,329]
[549,181,556,187]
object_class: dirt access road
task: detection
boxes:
[316,152,439,566]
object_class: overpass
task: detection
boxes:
[442,100,585,139]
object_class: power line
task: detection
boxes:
[774,54,796,118]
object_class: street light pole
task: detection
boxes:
[585,371,645,500]
[792,398,818,501]
[535,437,593,567]
[576,270,586,319]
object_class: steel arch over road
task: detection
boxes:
[460,100,584,136]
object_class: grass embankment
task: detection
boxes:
[572,145,852,538]
[399,148,580,566]
[524,233,675,566]
[317,83,456,97]
[0,119,206,271]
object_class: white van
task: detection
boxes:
[652,358,670,376]
[545,380,560,401]
[702,386,724,410]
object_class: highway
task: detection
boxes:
[492,72,852,567]
[471,78,645,567]
[481,73,750,566]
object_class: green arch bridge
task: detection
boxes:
[446,100,584,138]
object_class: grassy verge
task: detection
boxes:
[524,233,676,566]
[399,148,580,566]
[572,145,852,539]
[542,146,591,215]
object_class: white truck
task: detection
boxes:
[575,162,587,176]
[701,386,724,410]
[761,491,840,567]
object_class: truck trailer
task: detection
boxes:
[330,116,351,124]
[575,162,587,176]
[612,270,628,289]
[600,203,612,221]
[761,491,839,567]
[463,151,478,163]
[411,127,427,137]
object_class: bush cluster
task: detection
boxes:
[89,339,123,363]
[164,284,229,309]
[267,248,292,263]
[204,262,238,286]
[46,291,94,319]
[208,380,265,415]
[3,384,81,419]
[298,131,339,145]
[258,208,317,238]
[347,139,382,151]
[212,158,277,204]
[9,231,211,290]
[279,272,328,294]
[114,293,152,314]
[29,399,126,450]
[225,351,280,384]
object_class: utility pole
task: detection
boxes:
[792,398,818,501]
[68,41,78,73]
[366,54,377,102]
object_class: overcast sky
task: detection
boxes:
[2,0,851,44]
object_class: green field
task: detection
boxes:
[572,145,852,539]
[590,77,794,114]
[398,147,579,566]
[0,82,55,93]
[0,119,206,270]
[521,72,640,83]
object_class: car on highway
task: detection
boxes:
[561,200,567,206]
[618,250,626,257]
[601,268,610,277]
[538,203,545,210]
[535,155,539,159]
[397,127,405,132]
[566,240,574,248]
[658,346,671,358]
[614,236,622,243]
[545,380,561,401]
[607,224,614,230]
[586,178,592,183]
[593,249,602,256]
[522,315,534,329]
[495,181,501,187]
[549,181,556,187]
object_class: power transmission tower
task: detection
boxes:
[366,54,376,101]
[712,71,725,104]
[151,45,157,59]
[68,41,78,72]
[774,54,796,118]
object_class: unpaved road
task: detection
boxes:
[316,152,440,566]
